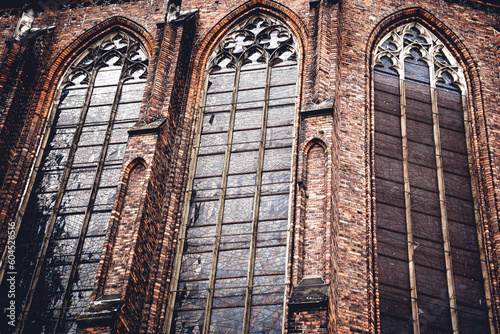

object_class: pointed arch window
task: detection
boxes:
[373,23,492,333]
[10,31,148,333]
[166,14,299,334]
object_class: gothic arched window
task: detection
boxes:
[373,23,492,333]
[11,31,148,333]
[166,14,299,334]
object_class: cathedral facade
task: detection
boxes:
[0,0,499,333]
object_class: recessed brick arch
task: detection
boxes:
[367,7,500,332]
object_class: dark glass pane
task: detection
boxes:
[263,147,292,170]
[252,275,284,304]
[59,89,88,109]
[105,143,127,162]
[234,108,263,129]
[261,170,290,194]
[81,236,105,261]
[175,280,209,310]
[51,214,85,239]
[254,246,286,275]
[267,105,294,126]
[89,86,118,105]
[202,111,230,133]
[179,252,213,281]
[226,174,256,197]
[66,167,96,190]
[239,69,266,89]
[119,82,146,103]
[110,122,134,143]
[116,102,142,121]
[209,307,244,333]
[213,277,246,307]
[208,72,235,93]
[375,111,401,137]
[198,132,227,154]
[377,255,410,290]
[172,310,204,334]
[228,151,259,173]
[265,125,293,148]
[188,200,219,226]
[232,129,261,151]
[94,68,121,86]
[216,249,249,277]
[259,194,288,220]
[55,108,81,126]
[249,304,282,333]
[72,263,99,290]
[270,65,297,85]
[375,203,406,234]
[192,177,222,200]
[46,239,78,265]
[87,212,111,236]
[194,154,225,177]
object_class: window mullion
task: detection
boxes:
[54,69,126,333]
[202,67,242,334]
[399,67,420,334]
[429,75,459,333]
[163,70,212,334]
[242,63,272,333]
[18,69,98,334]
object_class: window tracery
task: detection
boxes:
[373,22,492,333]
[11,31,147,334]
[165,14,298,334]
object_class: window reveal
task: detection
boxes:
[374,23,492,333]
[11,32,148,334]
[165,14,299,334]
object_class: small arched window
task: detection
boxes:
[165,14,299,334]
[12,31,148,333]
[373,23,492,333]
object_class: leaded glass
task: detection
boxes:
[374,22,491,333]
[167,13,298,333]
[9,31,148,333]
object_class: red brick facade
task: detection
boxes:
[0,0,499,333]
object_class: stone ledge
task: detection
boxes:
[300,99,334,118]
[289,277,329,309]
[128,117,166,136]
[76,294,124,328]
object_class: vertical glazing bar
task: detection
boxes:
[399,71,420,334]
[18,68,98,334]
[429,77,459,333]
[163,70,211,334]
[242,64,272,333]
[202,66,241,334]
[54,65,127,332]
